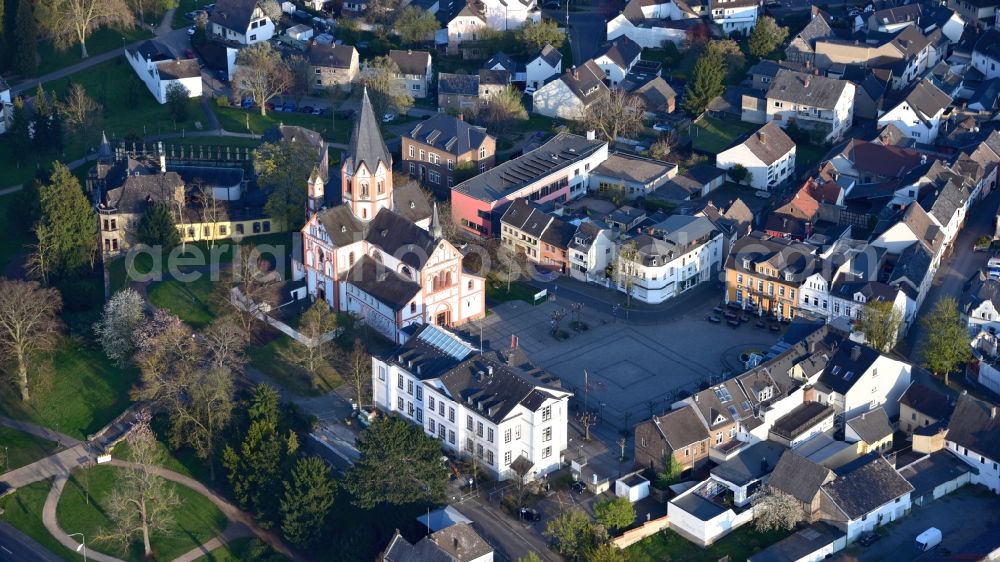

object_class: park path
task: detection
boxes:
[0,415,82,448]
[169,523,254,562]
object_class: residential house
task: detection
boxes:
[388,50,433,99]
[478,69,510,100]
[484,52,518,76]
[381,522,493,561]
[372,323,572,481]
[747,59,810,92]
[962,270,1000,335]
[589,152,678,197]
[615,215,724,303]
[633,406,710,472]
[450,133,608,236]
[813,26,934,89]
[652,165,727,201]
[819,455,914,542]
[786,7,834,65]
[898,381,952,434]
[812,342,912,420]
[0,76,11,135]
[525,44,562,90]
[125,41,202,104]
[898,449,972,508]
[877,79,952,142]
[747,522,847,562]
[592,36,642,87]
[767,449,836,521]
[710,0,759,35]
[769,401,836,448]
[447,3,487,56]
[851,73,889,121]
[870,202,945,309]
[844,408,893,454]
[823,139,925,188]
[532,60,610,120]
[971,331,1000,397]
[306,44,359,93]
[708,441,786,507]
[668,478,756,546]
[945,392,1000,493]
[607,0,701,49]
[567,221,617,283]
[764,70,855,143]
[629,76,677,115]
[973,29,1000,79]
[295,92,485,339]
[438,73,481,112]
[716,122,796,192]
[697,198,753,263]
[948,0,1000,28]
[474,0,540,31]
[402,113,496,195]
[500,199,574,273]
[725,231,819,319]
[676,378,752,463]
[868,4,922,33]
[208,0,275,45]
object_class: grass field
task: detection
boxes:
[0,479,81,560]
[0,426,58,472]
[215,106,352,144]
[58,465,228,562]
[486,274,545,304]
[193,537,289,562]
[148,274,225,329]
[0,337,138,440]
[35,27,153,77]
[626,526,789,562]
[248,333,344,396]
[691,117,757,155]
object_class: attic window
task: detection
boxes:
[832,366,841,375]
[784,271,795,282]
[742,257,751,268]
[341,225,347,233]
[410,201,416,209]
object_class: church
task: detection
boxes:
[293,90,486,343]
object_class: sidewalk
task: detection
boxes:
[0,415,81,448]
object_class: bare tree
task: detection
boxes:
[616,241,640,307]
[99,415,181,557]
[0,279,63,401]
[286,53,312,105]
[260,0,281,22]
[283,300,339,380]
[36,0,133,59]
[197,184,224,248]
[348,338,372,407]
[230,245,281,342]
[479,86,528,136]
[617,436,626,461]
[361,56,413,118]
[233,43,295,116]
[751,486,803,532]
[202,314,247,372]
[577,410,597,441]
[59,83,101,131]
[581,89,645,144]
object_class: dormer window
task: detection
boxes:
[784,271,795,282]
[742,257,751,269]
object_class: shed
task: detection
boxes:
[286,23,314,41]
[615,471,650,503]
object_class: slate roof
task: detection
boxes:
[591,153,676,185]
[130,40,174,62]
[900,201,944,251]
[306,43,357,68]
[816,343,880,395]
[821,456,914,519]
[725,231,819,285]
[870,4,921,26]
[631,76,676,110]
[439,72,480,96]
[501,198,557,238]
[672,491,728,520]
[846,407,892,444]
[839,139,925,178]
[768,449,834,504]
[897,450,972,498]
[964,268,1000,314]
[791,9,833,48]
[730,122,796,166]
[452,133,606,203]
[478,68,510,86]
[342,255,421,309]
[974,28,1000,62]
[344,88,392,175]
[899,381,953,421]
[392,182,433,224]
[531,44,562,68]
[710,441,786,486]
[484,52,517,73]
[558,60,610,105]
[947,392,1000,460]
[767,70,851,109]
[382,522,493,562]
[209,0,262,32]
[645,407,709,450]
[365,208,438,269]
[384,323,477,381]
[595,36,641,70]
[156,59,202,80]
[388,50,432,76]
[407,113,491,156]
[899,79,952,123]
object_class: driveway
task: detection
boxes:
[850,485,1000,562]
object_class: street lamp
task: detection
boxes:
[68,532,87,562]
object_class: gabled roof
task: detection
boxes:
[388,49,432,76]
[768,449,834,504]
[438,72,480,96]
[209,0,263,32]
[791,9,833,48]
[342,255,420,310]
[364,208,438,269]
[479,68,510,86]
[484,52,517,73]
[557,60,609,105]
[591,152,676,185]
[631,76,676,110]
[816,342,880,395]
[407,113,491,156]
[767,70,851,110]
[947,392,1000,460]
[306,43,357,69]
[846,407,892,444]
[344,88,392,175]
[887,24,932,58]
[727,122,796,166]
[130,40,174,62]
[595,36,641,70]
[501,198,556,238]
[974,28,1000,62]
[156,59,201,80]
[530,44,563,68]
[384,323,477,381]
[899,201,943,251]
[895,79,952,123]
[821,456,914,520]
[770,401,835,441]
[871,4,921,26]
[644,407,710,450]
[840,139,925,178]
[899,381,952,421]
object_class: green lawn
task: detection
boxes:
[58,465,228,562]
[0,479,81,560]
[486,275,545,304]
[35,26,153,77]
[0,337,138,440]
[215,106,352,144]
[691,117,757,155]
[0,426,58,472]
[626,527,790,562]
[194,537,289,562]
[148,274,225,329]
[248,333,344,396]
[796,143,831,170]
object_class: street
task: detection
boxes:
[567,11,607,67]
[0,522,64,562]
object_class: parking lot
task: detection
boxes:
[852,485,1000,562]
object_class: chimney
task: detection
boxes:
[571,66,579,80]
[803,384,816,402]
[851,345,861,361]
[453,537,460,549]
[803,76,811,88]
[488,365,494,376]
[758,130,767,143]
[586,130,596,140]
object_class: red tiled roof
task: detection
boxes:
[844,139,924,177]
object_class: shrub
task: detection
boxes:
[216,95,229,107]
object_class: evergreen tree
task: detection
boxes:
[7,96,32,161]
[11,0,36,75]
[684,48,726,115]
[280,456,336,549]
[0,0,6,70]
[748,16,789,58]
[136,202,181,250]
[35,162,96,279]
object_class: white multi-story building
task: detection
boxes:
[811,342,912,421]
[525,45,562,90]
[372,324,573,481]
[716,122,796,191]
[819,456,913,542]
[568,221,617,283]
[877,79,952,143]
[616,215,723,304]
[765,70,855,143]
[208,0,275,45]
[945,392,1000,494]
[125,41,203,104]
[710,0,759,35]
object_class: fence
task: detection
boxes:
[230,287,343,348]
[111,141,256,164]
[611,513,670,549]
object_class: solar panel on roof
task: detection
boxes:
[417,324,474,360]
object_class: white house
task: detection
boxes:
[372,323,573,481]
[668,479,756,546]
[125,41,203,104]
[945,392,1000,494]
[616,215,723,304]
[971,332,1000,396]
[209,0,275,45]
[0,76,11,135]
[716,122,796,191]
[592,36,641,87]
[607,0,699,48]
[388,50,434,99]
[477,0,540,30]
[710,0,759,35]
[447,4,487,56]
[819,456,913,542]
[765,70,855,143]
[568,221,617,283]
[972,28,1000,80]
[525,44,562,90]
[811,342,912,421]
[531,60,609,120]
[868,4,921,33]
[877,79,952,142]
[963,271,1000,335]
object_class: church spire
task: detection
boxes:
[341,87,395,222]
[97,130,112,161]
[430,202,442,240]
[344,87,392,175]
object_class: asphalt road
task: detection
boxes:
[0,522,63,562]
[567,11,607,67]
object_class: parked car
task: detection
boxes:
[382,113,395,122]
[283,103,297,112]
[184,48,196,59]
[311,107,323,115]
[187,26,196,36]
[300,105,314,113]
[652,122,671,132]
[570,481,586,493]
[524,86,536,95]
[859,532,881,547]
[241,98,254,109]
[519,507,541,521]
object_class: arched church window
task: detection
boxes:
[361,182,369,198]
[348,252,355,267]
[377,180,384,194]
